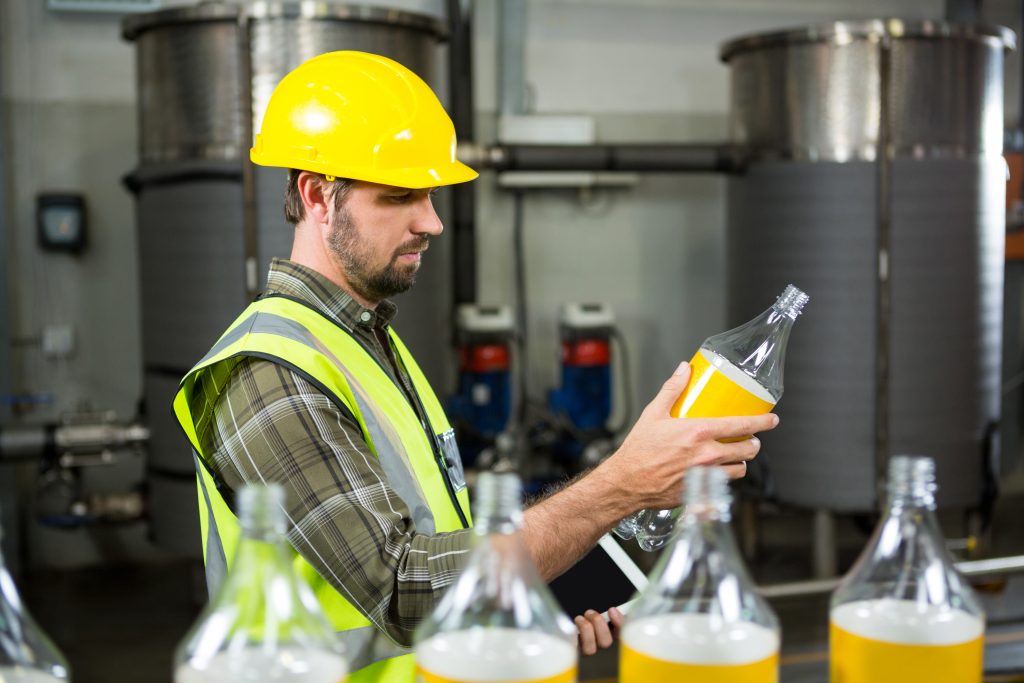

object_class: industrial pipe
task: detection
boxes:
[0,421,150,461]
[458,142,740,174]
[759,554,1024,599]
[448,0,478,305]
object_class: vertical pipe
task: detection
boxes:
[499,0,527,116]
[875,37,893,507]
[945,0,983,22]
[813,509,838,578]
[0,39,11,425]
[238,10,259,300]
[448,0,476,305]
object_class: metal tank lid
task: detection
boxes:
[720,18,1015,62]
[123,1,447,41]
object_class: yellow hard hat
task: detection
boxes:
[250,51,478,188]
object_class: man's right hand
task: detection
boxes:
[594,361,779,512]
[520,361,779,580]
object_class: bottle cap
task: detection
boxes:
[774,285,810,318]
[238,483,287,536]
[683,466,732,519]
[887,455,937,505]
[473,472,523,532]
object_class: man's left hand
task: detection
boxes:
[574,606,624,655]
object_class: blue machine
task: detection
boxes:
[547,303,616,464]
[448,305,515,466]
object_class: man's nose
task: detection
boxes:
[411,194,444,236]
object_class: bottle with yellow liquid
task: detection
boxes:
[414,472,577,683]
[830,455,985,683]
[615,284,809,550]
[174,484,348,683]
[620,466,780,683]
[0,513,71,683]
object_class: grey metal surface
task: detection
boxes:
[148,475,202,559]
[724,23,1006,512]
[728,162,879,511]
[125,2,443,164]
[132,16,243,163]
[888,158,1004,508]
[143,372,192,475]
[722,19,1011,162]
[0,428,47,459]
[136,172,248,371]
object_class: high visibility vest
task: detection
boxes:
[173,294,472,683]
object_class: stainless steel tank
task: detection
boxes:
[721,20,1013,512]
[123,3,447,557]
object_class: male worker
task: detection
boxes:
[173,51,777,682]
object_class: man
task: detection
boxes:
[173,51,777,682]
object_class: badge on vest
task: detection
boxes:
[436,429,467,493]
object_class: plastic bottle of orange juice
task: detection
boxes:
[620,467,780,683]
[829,456,985,683]
[614,284,808,550]
[414,473,577,683]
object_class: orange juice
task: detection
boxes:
[671,349,776,442]
[830,600,984,683]
[175,648,348,683]
[620,613,778,683]
[416,629,576,683]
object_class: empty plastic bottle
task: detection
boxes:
[830,456,985,683]
[0,513,71,682]
[620,466,779,682]
[174,484,348,683]
[615,284,808,550]
[414,472,577,683]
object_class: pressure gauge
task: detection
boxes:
[37,193,87,254]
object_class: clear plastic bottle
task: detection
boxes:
[620,466,779,682]
[414,472,577,683]
[174,484,348,683]
[0,515,71,683]
[829,456,985,683]
[615,284,809,550]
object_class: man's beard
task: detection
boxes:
[328,205,428,304]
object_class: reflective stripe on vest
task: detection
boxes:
[173,295,472,682]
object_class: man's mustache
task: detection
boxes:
[395,236,430,258]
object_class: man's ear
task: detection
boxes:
[296,172,330,227]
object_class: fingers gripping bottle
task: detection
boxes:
[829,456,985,683]
[174,484,348,683]
[0,514,71,683]
[620,467,780,683]
[414,473,577,683]
[614,284,809,550]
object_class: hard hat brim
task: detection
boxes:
[250,148,479,189]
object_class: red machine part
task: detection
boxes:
[459,344,510,372]
[561,339,610,367]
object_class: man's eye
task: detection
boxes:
[388,192,413,203]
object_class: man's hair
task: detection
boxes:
[284,169,353,225]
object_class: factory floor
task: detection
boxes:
[17,492,1024,683]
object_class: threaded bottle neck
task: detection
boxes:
[473,472,523,534]
[887,455,937,509]
[772,284,810,320]
[682,467,732,521]
[238,483,287,540]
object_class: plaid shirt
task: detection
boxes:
[189,258,473,646]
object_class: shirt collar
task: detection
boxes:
[264,258,398,331]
